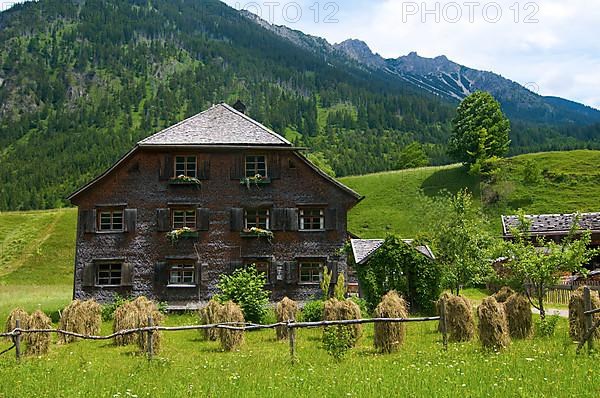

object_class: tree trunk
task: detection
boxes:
[537,285,545,321]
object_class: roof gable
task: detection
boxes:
[350,239,435,264]
[139,103,292,146]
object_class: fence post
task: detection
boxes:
[147,316,154,360]
[14,319,21,361]
[288,320,297,364]
[440,299,448,351]
[583,287,594,353]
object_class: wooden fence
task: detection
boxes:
[0,314,445,362]
[525,283,600,306]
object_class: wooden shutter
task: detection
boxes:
[285,261,298,284]
[154,261,169,285]
[271,208,286,231]
[159,154,173,180]
[200,262,210,282]
[230,208,244,231]
[124,209,137,233]
[121,263,133,286]
[229,260,243,273]
[195,262,201,286]
[286,208,299,231]
[268,153,281,179]
[328,260,338,287]
[325,208,338,231]
[230,154,244,180]
[157,208,171,232]
[196,208,210,231]
[82,209,96,234]
[82,263,96,287]
[198,159,210,180]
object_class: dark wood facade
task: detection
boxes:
[69,105,362,305]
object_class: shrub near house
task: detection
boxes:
[68,103,362,305]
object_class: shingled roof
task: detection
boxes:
[350,239,435,265]
[139,103,292,146]
[502,212,600,237]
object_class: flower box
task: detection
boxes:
[240,227,274,240]
[240,175,271,188]
[169,175,202,186]
[166,228,199,244]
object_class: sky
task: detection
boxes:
[222,0,600,109]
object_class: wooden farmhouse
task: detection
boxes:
[68,103,363,306]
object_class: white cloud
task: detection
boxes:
[223,0,600,109]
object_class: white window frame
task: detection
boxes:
[299,261,323,284]
[168,263,196,286]
[299,208,325,231]
[245,155,267,178]
[174,155,197,178]
[245,209,270,230]
[98,209,124,232]
[172,209,196,230]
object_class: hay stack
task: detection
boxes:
[113,296,164,352]
[275,297,298,340]
[478,296,510,350]
[25,310,52,356]
[569,287,600,342]
[218,301,245,351]
[504,293,532,339]
[200,300,223,341]
[493,286,515,303]
[445,295,475,342]
[4,308,30,340]
[59,299,102,343]
[374,291,408,353]
[323,299,362,346]
[436,292,452,332]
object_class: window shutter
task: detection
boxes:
[82,263,96,287]
[195,262,202,286]
[230,208,244,231]
[154,261,169,285]
[229,260,243,273]
[325,208,338,231]
[121,263,133,286]
[286,208,299,231]
[198,160,210,180]
[328,260,338,287]
[82,209,96,234]
[230,154,243,180]
[124,209,137,233]
[196,208,210,231]
[268,153,281,179]
[157,208,171,232]
[200,262,210,282]
[271,208,286,231]
[285,261,298,284]
[159,154,173,180]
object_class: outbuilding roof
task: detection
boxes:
[139,103,292,146]
[350,239,435,265]
[502,213,600,237]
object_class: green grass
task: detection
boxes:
[341,150,600,238]
[0,314,597,397]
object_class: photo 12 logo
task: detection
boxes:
[233,1,340,24]
[401,2,540,23]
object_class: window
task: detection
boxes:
[245,209,270,229]
[245,261,270,283]
[169,263,195,285]
[175,156,197,178]
[299,208,324,231]
[172,209,196,230]
[96,263,122,286]
[98,210,123,231]
[245,155,267,178]
[299,261,323,284]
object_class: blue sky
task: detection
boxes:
[222,0,600,109]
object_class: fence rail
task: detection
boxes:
[525,284,600,306]
[0,316,443,362]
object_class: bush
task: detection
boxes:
[334,274,346,300]
[323,299,362,347]
[101,294,128,321]
[537,315,560,337]
[374,291,408,353]
[216,267,270,324]
[323,323,353,361]
[301,300,324,322]
[349,297,369,318]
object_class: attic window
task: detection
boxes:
[175,156,196,178]
[245,155,267,178]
